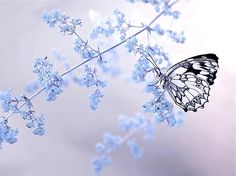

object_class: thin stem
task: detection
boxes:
[126,23,144,29]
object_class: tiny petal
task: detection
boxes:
[127,140,143,160]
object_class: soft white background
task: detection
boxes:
[0,0,235,176]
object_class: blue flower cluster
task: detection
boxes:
[74,38,97,59]
[19,95,45,136]
[0,89,18,113]
[113,9,127,40]
[119,113,156,140]
[25,48,71,94]
[132,58,150,82]
[74,65,106,110]
[90,9,127,41]
[0,117,18,147]
[127,0,181,17]
[143,83,178,126]
[90,18,115,39]
[42,9,82,35]
[0,89,46,148]
[151,24,186,43]
[92,112,156,175]
[74,65,106,88]
[33,57,63,101]
[162,2,181,19]
[88,89,104,111]
[167,30,185,43]
[92,132,122,175]
[125,37,138,52]
[92,155,111,175]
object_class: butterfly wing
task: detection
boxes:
[164,54,219,112]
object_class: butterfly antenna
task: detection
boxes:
[147,54,161,76]
[146,57,159,80]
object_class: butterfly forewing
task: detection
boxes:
[164,54,219,112]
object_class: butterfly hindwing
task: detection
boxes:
[164,54,219,112]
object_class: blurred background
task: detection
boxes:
[0,0,235,176]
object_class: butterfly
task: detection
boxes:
[149,53,219,112]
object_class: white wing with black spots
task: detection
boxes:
[167,73,210,112]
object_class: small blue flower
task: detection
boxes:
[127,140,143,160]
[0,117,19,147]
[78,65,106,88]
[132,113,144,128]
[113,9,125,26]
[125,37,138,52]
[74,38,96,59]
[119,114,133,132]
[90,18,115,39]
[20,110,45,136]
[88,89,104,111]
[145,83,162,97]
[176,119,184,126]
[163,2,170,15]
[59,25,71,35]
[25,81,40,93]
[0,89,19,113]
[33,127,45,136]
[92,155,111,175]
[144,122,155,140]
[132,58,150,82]
[156,113,165,123]
[33,114,45,136]
[52,48,67,61]
[167,30,185,43]
[97,50,121,77]
[0,89,11,101]
[119,113,145,132]
[4,128,19,144]
[103,133,122,151]
[162,100,173,112]
[171,10,181,19]
[95,143,106,154]
[90,9,126,41]
[70,17,82,27]
[152,24,165,35]
[41,9,61,27]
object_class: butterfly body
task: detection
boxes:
[155,54,219,112]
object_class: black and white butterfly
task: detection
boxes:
[149,54,219,112]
